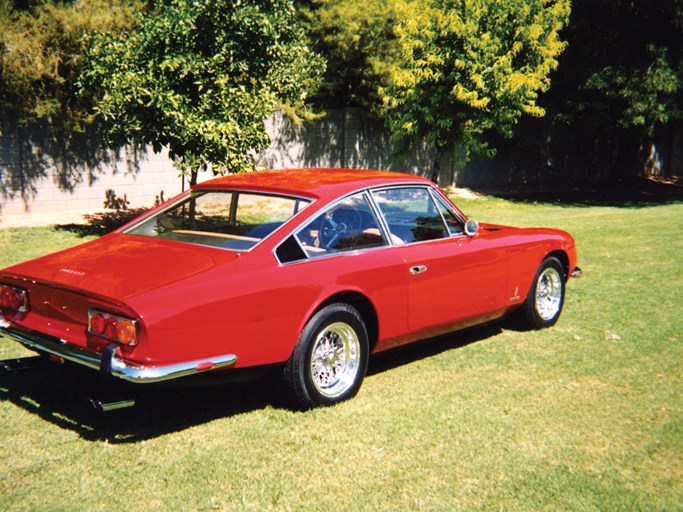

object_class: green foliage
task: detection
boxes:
[379,0,570,181]
[81,0,324,180]
[0,0,142,131]
[614,46,682,133]
[297,0,398,111]
[583,45,682,144]
[551,0,683,147]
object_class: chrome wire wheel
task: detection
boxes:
[309,322,361,398]
[283,303,369,409]
[534,266,563,321]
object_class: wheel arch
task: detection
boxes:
[545,250,569,281]
[313,291,379,352]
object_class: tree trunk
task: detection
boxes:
[189,168,199,187]
[431,146,445,184]
[187,168,199,228]
[610,127,641,184]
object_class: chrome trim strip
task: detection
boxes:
[108,350,238,384]
[364,190,395,246]
[428,188,469,234]
[571,267,583,279]
[1,324,102,370]
[0,324,237,383]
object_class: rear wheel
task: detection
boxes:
[518,257,566,330]
[282,303,369,410]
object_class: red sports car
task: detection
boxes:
[0,169,581,409]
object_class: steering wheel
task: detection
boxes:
[318,205,362,249]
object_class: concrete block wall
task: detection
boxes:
[0,143,212,215]
[2,111,681,216]
[258,109,450,184]
[1,110,451,215]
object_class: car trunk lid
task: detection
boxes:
[2,234,220,301]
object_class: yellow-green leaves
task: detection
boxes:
[0,0,141,129]
[380,0,570,172]
[300,0,399,110]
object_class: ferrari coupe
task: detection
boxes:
[0,168,581,410]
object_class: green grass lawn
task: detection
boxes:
[1,197,681,511]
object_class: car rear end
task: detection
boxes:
[0,276,143,372]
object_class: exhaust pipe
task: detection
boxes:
[89,398,137,412]
[0,356,43,373]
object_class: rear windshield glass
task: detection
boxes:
[124,191,310,251]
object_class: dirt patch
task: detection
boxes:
[0,209,112,229]
[445,187,483,199]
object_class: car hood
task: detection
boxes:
[2,234,223,300]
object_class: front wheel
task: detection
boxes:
[281,303,369,410]
[518,257,566,330]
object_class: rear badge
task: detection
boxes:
[59,268,85,276]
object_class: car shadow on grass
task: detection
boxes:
[368,323,502,376]
[0,324,501,443]
[0,358,275,443]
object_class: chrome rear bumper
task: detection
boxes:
[0,323,237,383]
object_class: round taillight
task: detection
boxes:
[88,309,138,345]
[90,313,106,335]
[118,320,137,345]
[104,316,119,340]
[1,287,22,310]
[0,288,10,308]
[9,291,21,310]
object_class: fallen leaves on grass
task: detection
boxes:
[604,331,622,342]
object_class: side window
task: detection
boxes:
[372,187,449,243]
[432,192,465,235]
[295,192,388,258]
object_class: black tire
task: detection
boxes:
[517,257,566,330]
[282,303,369,410]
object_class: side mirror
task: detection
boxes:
[464,219,479,237]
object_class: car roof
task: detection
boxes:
[192,168,433,200]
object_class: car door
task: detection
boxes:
[277,190,410,346]
[371,186,509,338]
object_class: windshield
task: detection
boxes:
[124,190,311,251]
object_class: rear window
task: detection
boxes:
[124,191,310,251]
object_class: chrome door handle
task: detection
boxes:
[410,265,427,275]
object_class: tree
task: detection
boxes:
[0,0,142,206]
[379,0,570,185]
[81,0,324,185]
[297,0,398,111]
[0,0,142,132]
[543,0,683,181]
